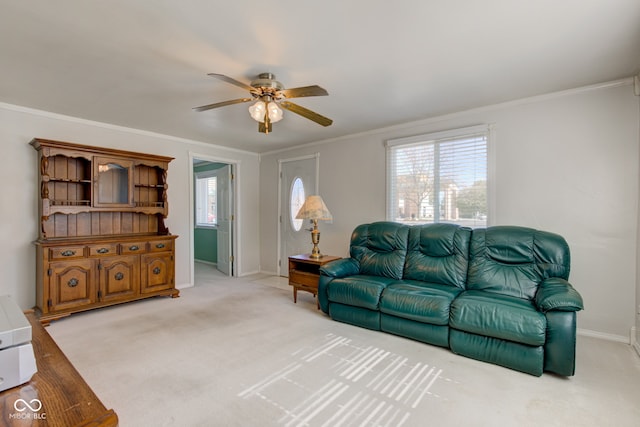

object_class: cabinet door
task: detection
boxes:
[140,253,174,294]
[99,255,140,302]
[93,156,134,207]
[48,259,96,312]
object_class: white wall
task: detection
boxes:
[260,80,640,341]
[0,103,261,311]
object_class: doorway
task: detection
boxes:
[278,154,319,276]
[191,155,236,281]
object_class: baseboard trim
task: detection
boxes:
[195,259,217,266]
[239,270,262,277]
[577,328,630,344]
[259,270,278,276]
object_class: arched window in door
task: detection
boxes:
[290,177,305,231]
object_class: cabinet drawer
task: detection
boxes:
[121,242,147,254]
[49,246,85,260]
[290,270,319,288]
[87,243,119,257]
[149,240,173,252]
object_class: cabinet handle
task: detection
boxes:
[115,272,124,280]
[68,278,79,287]
[153,267,161,275]
[129,245,139,251]
[97,248,109,254]
[155,243,165,249]
[61,250,76,257]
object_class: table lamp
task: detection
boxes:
[295,195,333,259]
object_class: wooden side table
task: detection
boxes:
[288,254,341,308]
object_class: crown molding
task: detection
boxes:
[0,101,259,157]
[260,77,635,156]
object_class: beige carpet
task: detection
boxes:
[46,265,640,426]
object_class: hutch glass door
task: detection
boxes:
[94,156,134,207]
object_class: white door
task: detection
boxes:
[279,156,318,276]
[217,165,233,275]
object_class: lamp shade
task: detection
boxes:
[267,102,284,123]
[248,101,266,122]
[295,195,332,221]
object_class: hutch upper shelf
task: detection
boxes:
[30,138,174,240]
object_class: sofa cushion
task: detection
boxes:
[450,329,544,376]
[380,281,462,325]
[350,222,409,280]
[450,290,547,346]
[403,223,471,289]
[330,303,381,331]
[327,275,396,310]
[381,315,450,347]
[467,226,570,300]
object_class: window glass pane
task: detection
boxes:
[290,177,305,231]
[97,162,129,204]
[196,175,217,226]
[387,127,488,227]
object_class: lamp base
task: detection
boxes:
[309,249,323,260]
[309,222,322,259]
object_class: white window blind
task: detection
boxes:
[386,125,489,227]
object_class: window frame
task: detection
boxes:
[195,170,218,228]
[386,124,493,227]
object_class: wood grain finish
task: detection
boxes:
[35,235,178,325]
[288,254,341,308]
[31,139,178,324]
[0,312,118,426]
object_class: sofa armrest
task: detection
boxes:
[320,258,360,278]
[317,258,359,314]
[535,278,584,312]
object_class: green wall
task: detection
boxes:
[194,227,217,263]
[193,161,227,264]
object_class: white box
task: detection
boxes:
[0,295,32,350]
[0,342,38,392]
[0,295,37,392]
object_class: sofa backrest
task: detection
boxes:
[467,226,570,300]
[350,222,409,280]
[403,223,472,289]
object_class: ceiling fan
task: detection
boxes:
[193,73,333,134]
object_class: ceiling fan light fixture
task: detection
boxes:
[249,100,283,124]
[248,100,266,122]
[196,72,332,134]
[268,102,284,123]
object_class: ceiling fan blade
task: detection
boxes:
[279,85,328,99]
[280,101,333,127]
[193,98,253,112]
[207,73,256,92]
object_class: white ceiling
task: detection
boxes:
[1,1,639,153]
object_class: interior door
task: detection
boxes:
[217,165,233,275]
[279,156,318,276]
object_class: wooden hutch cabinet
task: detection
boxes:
[31,138,178,324]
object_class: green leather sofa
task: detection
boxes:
[318,222,584,376]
